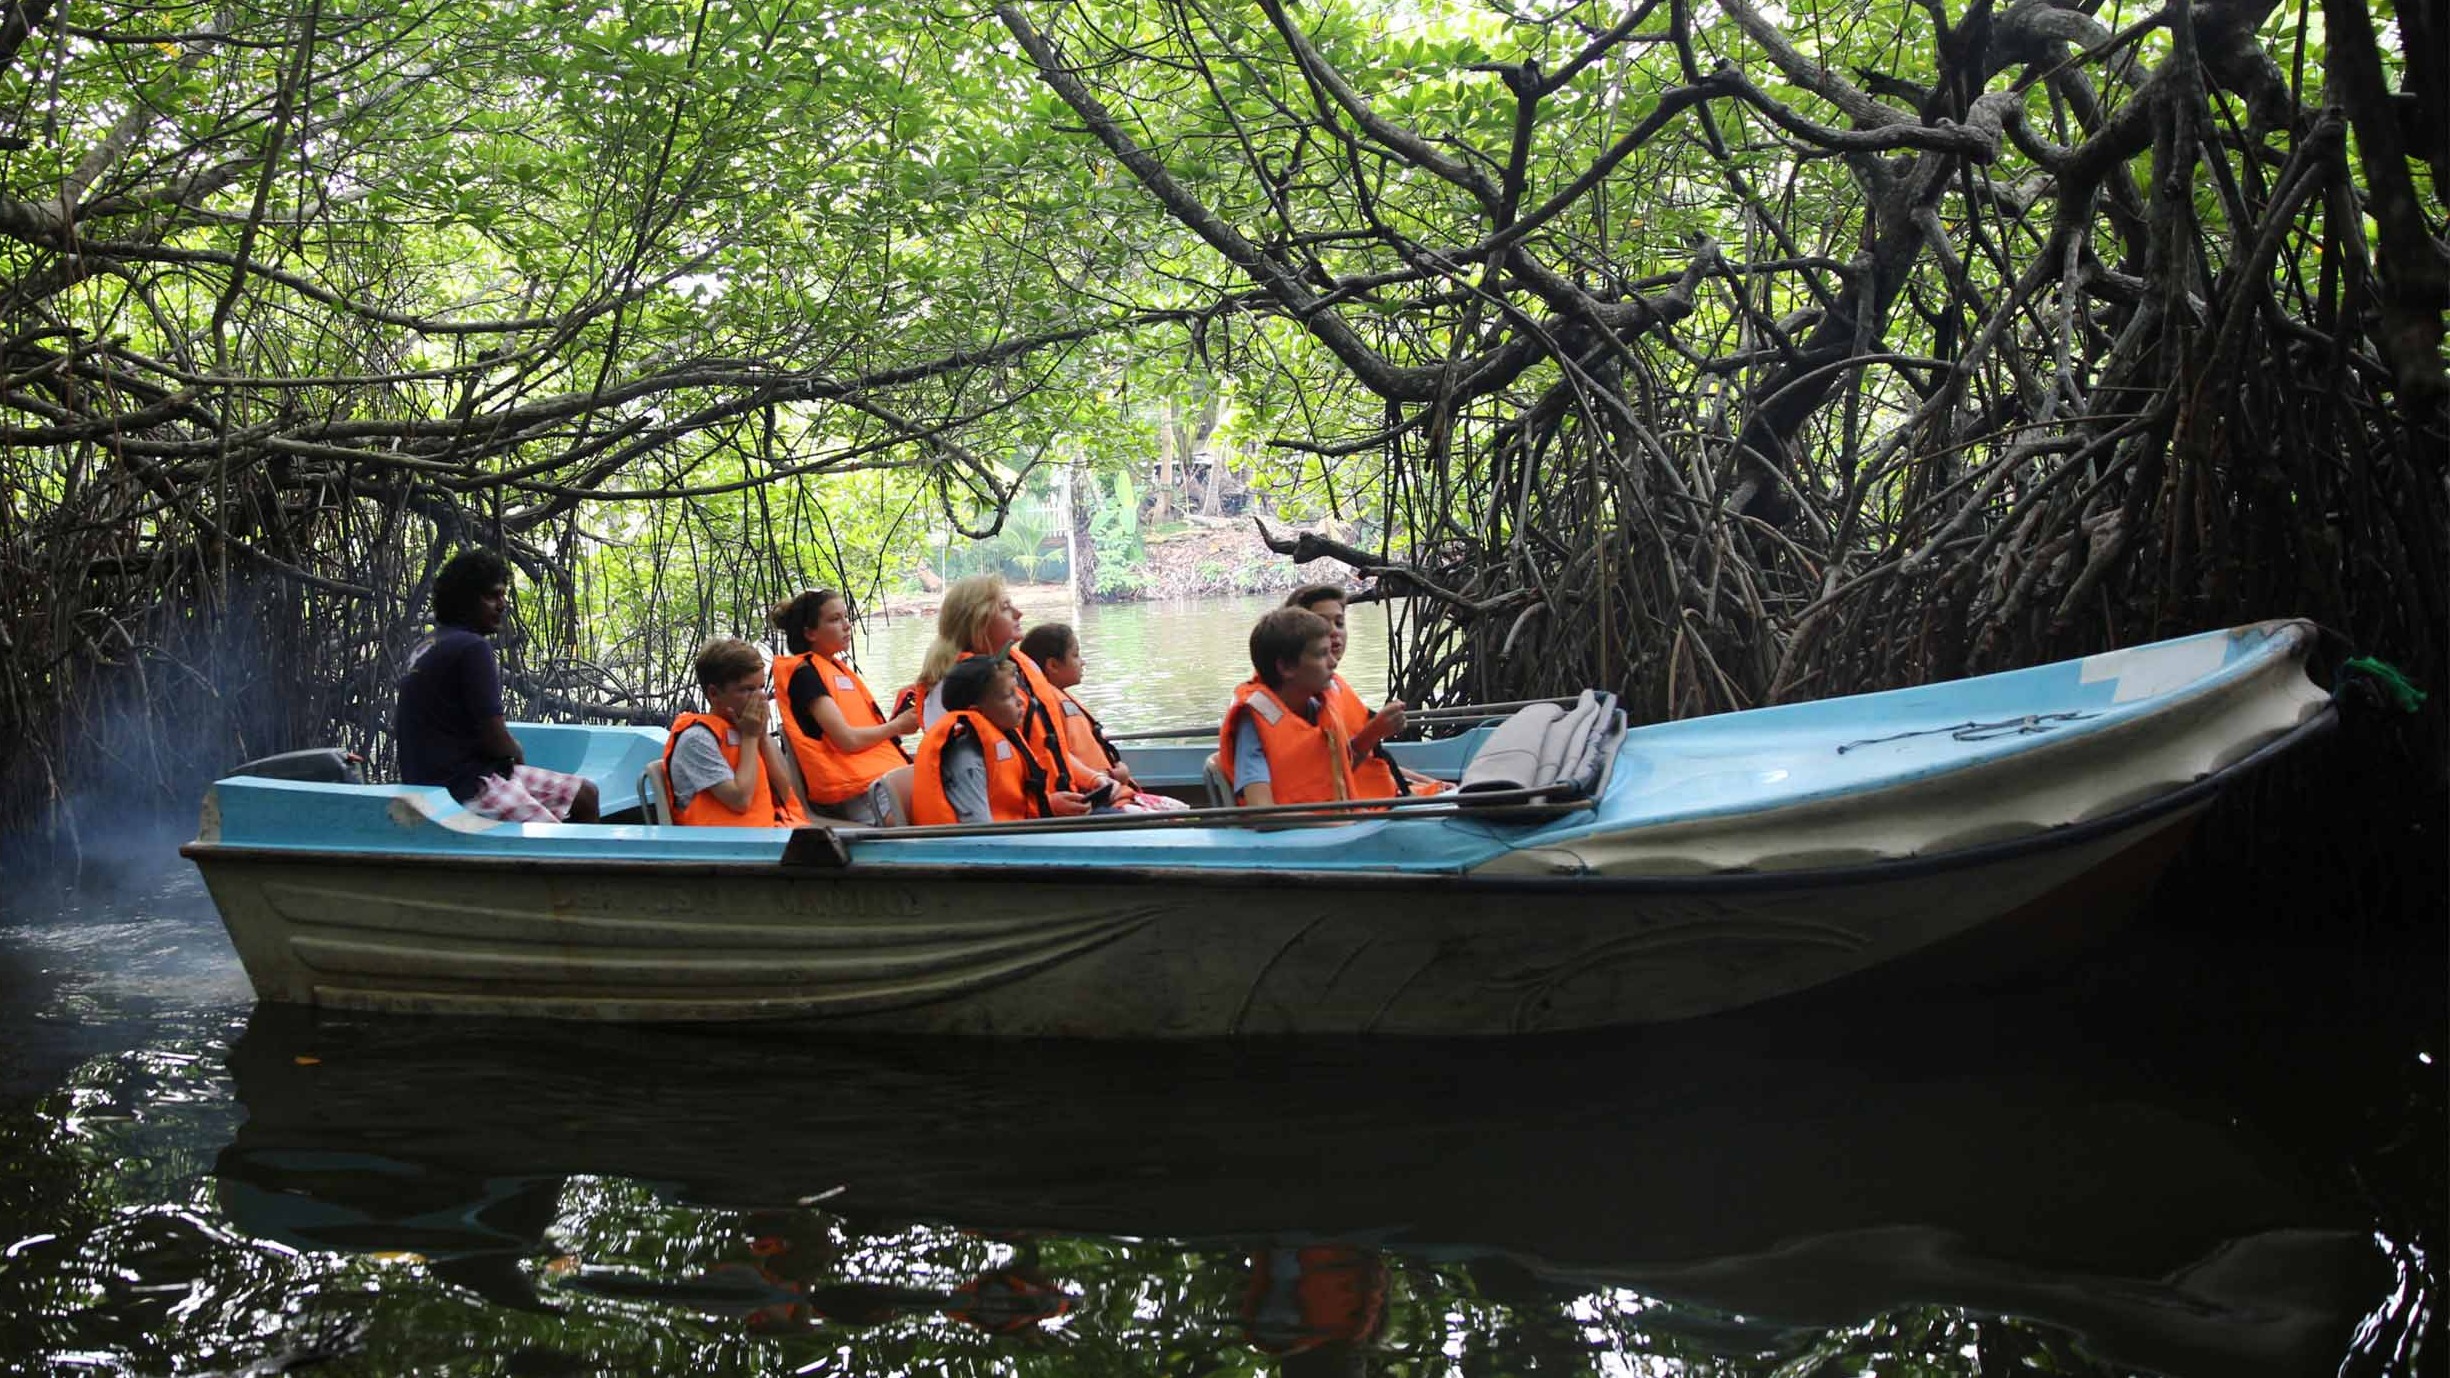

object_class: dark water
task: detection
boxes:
[0,727,2441,1375]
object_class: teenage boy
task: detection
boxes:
[1218,607,1405,808]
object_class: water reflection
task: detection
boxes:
[187,994,2386,1377]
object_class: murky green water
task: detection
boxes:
[0,607,2439,1377]
[852,592,1393,736]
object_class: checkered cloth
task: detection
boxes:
[465,764,587,823]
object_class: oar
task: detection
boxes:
[1104,696,1575,742]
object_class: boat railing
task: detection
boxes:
[780,722,1627,867]
[1102,697,1583,743]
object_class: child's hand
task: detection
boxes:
[1047,790,1092,817]
[737,695,772,735]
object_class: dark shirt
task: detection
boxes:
[395,624,508,800]
[787,659,834,743]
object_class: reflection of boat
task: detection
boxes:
[215,999,2383,1378]
[184,623,2334,1033]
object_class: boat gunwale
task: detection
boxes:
[180,698,2337,895]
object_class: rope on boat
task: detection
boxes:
[1834,711,2097,754]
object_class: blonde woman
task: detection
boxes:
[913,574,1113,799]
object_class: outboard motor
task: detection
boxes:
[223,748,364,785]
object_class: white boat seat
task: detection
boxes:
[1202,751,1233,808]
[639,760,675,825]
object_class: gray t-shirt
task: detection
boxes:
[668,721,740,809]
[939,732,994,823]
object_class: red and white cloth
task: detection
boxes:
[465,764,587,823]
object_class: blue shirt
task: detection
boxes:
[394,624,507,800]
[1230,693,1326,798]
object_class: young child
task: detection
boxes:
[1017,622,1188,812]
[910,655,1095,825]
[663,638,811,828]
[1218,608,1405,808]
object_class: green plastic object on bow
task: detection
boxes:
[2339,655,2427,714]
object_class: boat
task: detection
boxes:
[212,998,2387,1378]
[182,619,2338,1034]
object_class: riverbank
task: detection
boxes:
[884,516,1366,617]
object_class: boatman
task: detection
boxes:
[395,548,601,823]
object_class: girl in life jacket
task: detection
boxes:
[1016,621,1190,812]
[910,574,1115,802]
[663,638,811,828]
[769,589,920,827]
[1283,583,1450,797]
[910,654,1097,825]
[1219,608,1409,809]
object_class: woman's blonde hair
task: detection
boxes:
[918,573,1008,688]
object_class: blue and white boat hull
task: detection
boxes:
[183,621,2333,1034]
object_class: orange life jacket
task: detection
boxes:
[663,711,811,828]
[910,709,1052,824]
[1218,678,1362,806]
[771,651,910,805]
[1054,688,1120,773]
[949,648,1091,792]
[1322,674,1442,796]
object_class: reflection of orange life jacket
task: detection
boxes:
[1324,674,1420,798]
[910,709,1052,824]
[771,651,910,804]
[1219,678,1362,805]
[663,711,811,828]
[948,1269,1073,1334]
[1241,1245,1388,1356]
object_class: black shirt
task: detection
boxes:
[394,624,508,800]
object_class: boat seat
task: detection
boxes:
[1202,752,1233,809]
[771,727,815,814]
[1455,689,1625,816]
[639,760,675,825]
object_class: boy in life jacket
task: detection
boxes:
[910,654,1096,825]
[1219,608,1408,808]
[663,638,811,828]
[1283,583,1449,797]
[1016,622,1189,812]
